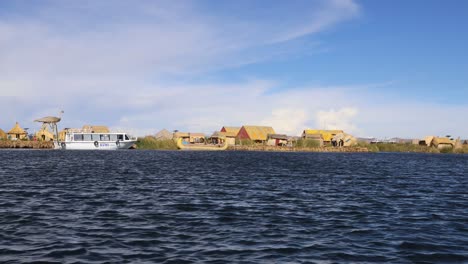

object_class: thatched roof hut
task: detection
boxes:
[7,122,28,140]
[432,137,454,148]
[35,128,54,141]
[302,129,344,142]
[237,126,276,141]
[211,131,237,145]
[155,129,173,140]
[0,128,7,139]
[424,136,455,149]
[331,133,358,147]
[267,134,289,146]
[220,126,241,137]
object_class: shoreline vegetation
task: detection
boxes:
[0,140,54,149]
[135,136,468,154]
[1,137,466,154]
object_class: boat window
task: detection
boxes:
[100,134,110,141]
[110,134,118,141]
[74,134,84,141]
[83,134,92,141]
[117,134,124,140]
[91,134,100,141]
[125,135,129,140]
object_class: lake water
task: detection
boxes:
[0,150,467,263]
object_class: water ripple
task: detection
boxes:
[0,150,467,263]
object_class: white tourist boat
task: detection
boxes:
[56,129,137,150]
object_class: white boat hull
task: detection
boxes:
[55,140,136,150]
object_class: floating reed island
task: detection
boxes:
[136,126,467,153]
[1,120,467,153]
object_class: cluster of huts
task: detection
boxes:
[2,121,466,150]
[360,136,467,149]
[156,126,358,147]
[0,122,109,142]
[413,136,465,149]
[0,122,29,141]
[157,126,468,149]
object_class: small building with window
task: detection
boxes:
[267,134,289,146]
[214,126,241,145]
[7,122,28,140]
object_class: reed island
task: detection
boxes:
[1,121,466,154]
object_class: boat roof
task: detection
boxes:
[64,129,127,134]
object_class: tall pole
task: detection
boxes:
[54,123,59,147]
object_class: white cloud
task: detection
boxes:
[316,107,358,133]
[1,81,468,139]
[262,108,309,136]
[2,1,466,139]
[0,0,360,95]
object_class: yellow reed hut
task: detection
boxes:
[35,128,55,141]
[0,128,7,140]
[237,126,276,143]
[302,129,344,144]
[7,122,28,140]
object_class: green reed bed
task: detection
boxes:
[358,142,468,154]
[136,136,178,150]
[293,139,321,148]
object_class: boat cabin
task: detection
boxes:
[67,133,130,142]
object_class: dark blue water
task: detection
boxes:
[0,150,467,263]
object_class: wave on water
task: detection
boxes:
[0,151,467,263]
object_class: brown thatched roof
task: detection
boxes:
[155,129,173,140]
[221,126,241,135]
[8,122,27,135]
[241,126,276,141]
[268,134,288,140]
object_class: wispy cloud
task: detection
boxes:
[1,80,468,139]
[2,1,465,139]
[0,0,361,127]
[0,0,360,93]
[316,107,358,132]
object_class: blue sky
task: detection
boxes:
[0,0,467,138]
